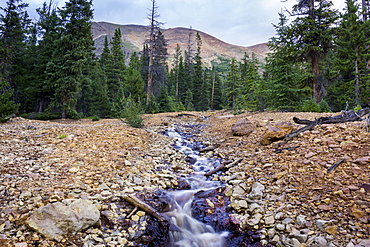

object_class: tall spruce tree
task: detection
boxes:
[225,57,240,109]
[290,0,338,103]
[33,2,61,113]
[126,52,145,102]
[109,28,126,103]
[48,0,95,118]
[192,32,209,111]
[0,0,30,106]
[264,12,310,111]
[239,53,263,111]
[0,79,19,122]
[328,0,370,108]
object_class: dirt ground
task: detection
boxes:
[0,110,369,246]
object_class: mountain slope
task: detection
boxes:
[92,22,270,67]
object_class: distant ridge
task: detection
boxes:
[92,22,270,67]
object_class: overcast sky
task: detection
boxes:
[4,0,347,47]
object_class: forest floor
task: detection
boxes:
[0,110,369,247]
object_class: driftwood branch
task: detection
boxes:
[327,159,346,173]
[121,194,168,223]
[199,144,220,152]
[205,158,243,176]
[284,108,370,142]
[274,145,300,154]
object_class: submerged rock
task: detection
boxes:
[26,199,100,241]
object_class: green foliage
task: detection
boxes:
[145,96,160,114]
[354,104,362,111]
[27,112,62,120]
[0,80,19,122]
[327,0,370,109]
[318,100,331,112]
[58,134,67,139]
[290,0,339,103]
[114,96,144,128]
[299,99,321,112]
[92,115,100,121]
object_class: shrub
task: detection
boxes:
[114,96,144,128]
[318,100,331,112]
[299,99,320,112]
[91,115,100,121]
[58,134,67,139]
[354,104,362,112]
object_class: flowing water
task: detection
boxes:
[164,126,228,247]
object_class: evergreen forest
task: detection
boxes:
[1,0,370,124]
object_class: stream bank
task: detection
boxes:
[0,111,369,246]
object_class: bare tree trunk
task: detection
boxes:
[311,50,322,104]
[362,0,369,21]
[210,68,215,110]
[355,48,360,105]
[146,0,156,105]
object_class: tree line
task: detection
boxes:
[0,0,369,124]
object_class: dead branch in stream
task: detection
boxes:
[205,158,243,176]
[284,107,370,142]
[121,194,168,223]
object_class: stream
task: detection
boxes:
[164,125,228,247]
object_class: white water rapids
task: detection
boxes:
[164,127,228,247]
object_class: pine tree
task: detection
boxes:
[239,53,263,111]
[48,0,95,119]
[264,13,309,111]
[0,79,19,122]
[264,12,310,111]
[34,2,61,113]
[109,28,126,103]
[328,0,370,108]
[192,32,208,111]
[290,0,338,103]
[83,61,110,117]
[225,58,240,109]
[0,0,31,106]
[126,52,145,102]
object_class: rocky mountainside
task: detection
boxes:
[92,22,270,67]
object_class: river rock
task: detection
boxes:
[296,215,307,227]
[358,239,370,247]
[26,199,100,241]
[311,236,328,247]
[260,122,293,146]
[231,119,255,136]
[248,182,265,199]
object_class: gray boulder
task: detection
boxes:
[26,199,100,241]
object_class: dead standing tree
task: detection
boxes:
[146,0,167,104]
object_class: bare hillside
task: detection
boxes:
[92,22,270,66]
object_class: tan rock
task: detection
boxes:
[260,122,293,146]
[325,226,337,235]
[351,208,365,219]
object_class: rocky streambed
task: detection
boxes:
[0,111,369,247]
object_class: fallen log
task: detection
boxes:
[121,194,168,223]
[205,158,243,176]
[284,107,370,142]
